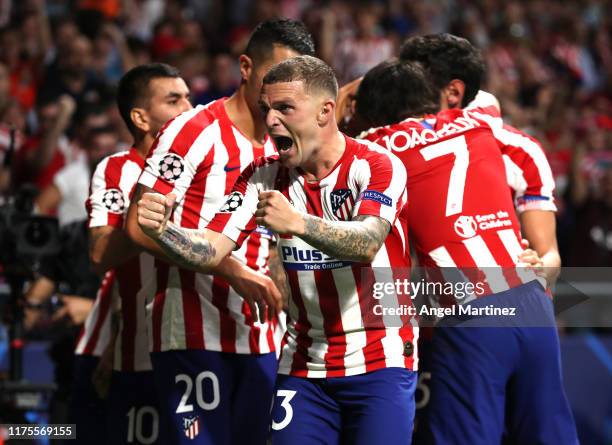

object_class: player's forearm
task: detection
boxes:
[155,222,219,272]
[297,214,388,263]
[267,246,290,309]
[90,229,140,274]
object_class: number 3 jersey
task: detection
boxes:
[207,135,418,378]
[361,108,543,294]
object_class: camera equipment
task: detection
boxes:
[0,184,61,416]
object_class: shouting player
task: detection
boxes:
[87,63,192,444]
[356,59,578,445]
[125,20,315,445]
[137,55,418,444]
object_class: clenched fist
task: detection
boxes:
[255,191,305,235]
[137,192,176,238]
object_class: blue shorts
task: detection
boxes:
[411,333,434,444]
[107,370,160,444]
[270,367,417,445]
[150,350,277,445]
[68,355,107,445]
[428,280,579,445]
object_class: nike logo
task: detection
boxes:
[224,165,241,172]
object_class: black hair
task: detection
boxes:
[245,19,315,64]
[116,63,181,136]
[356,59,439,128]
[399,33,485,107]
[263,55,338,99]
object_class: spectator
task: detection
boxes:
[35,124,118,226]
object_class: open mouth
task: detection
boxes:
[273,135,294,152]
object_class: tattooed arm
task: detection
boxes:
[136,191,236,272]
[256,190,390,263]
[299,215,390,263]
[137,191,283,317]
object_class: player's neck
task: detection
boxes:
[225,91,267,146]
[301,131,346,182]
[133,134,153,158]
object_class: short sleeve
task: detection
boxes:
[352,145,408,224]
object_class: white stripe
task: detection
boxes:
[496,228,541,285]
[428,245,457,267]
[332,267,366,374]
[119,160,142,206]
[503,154,528,203]
[88,156,111,227]
[195,274,221,351]
[234,127,257,172]
[463,235,509,293]
[161,267,186,350]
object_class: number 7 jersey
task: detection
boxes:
[361,108,532,293]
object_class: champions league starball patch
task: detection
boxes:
[220,191,244,212]
[159,153,185,182]
[102,188,125,213]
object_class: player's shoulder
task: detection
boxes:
[349,135,406,172]
[162,100,223,136]
[93,149,134,175]
[243,154,281,177]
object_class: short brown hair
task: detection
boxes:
[263,55,338,99]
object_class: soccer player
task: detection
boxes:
[125,20,315,445]
[356,59,578,445]
[86,63,192,444]
[136,55,418,445]
[399,34,560,280]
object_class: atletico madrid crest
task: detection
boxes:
[330,188,354,220]
[183,416,200,440]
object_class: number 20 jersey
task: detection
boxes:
[361,108,531,294]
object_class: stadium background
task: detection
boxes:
[0,0,609,444]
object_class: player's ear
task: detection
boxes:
[239,55,253,83]
[131,108,150,133]
[317,99,335,126]
[443,79,466,109]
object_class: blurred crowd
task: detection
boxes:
[0,0,609,266]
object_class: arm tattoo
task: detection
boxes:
[156,221,217,271]
[299,215,390,263]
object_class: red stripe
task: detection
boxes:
[244,232,264,353]
[83,272,115,354]
[353,265,387,372]
[152,261,169,352]
[242,297,261,354]
[116,256,142,372]
[179,270,205,349]
[287,270,312,376]
[266,313,276,353]
[211,276,235,352]
[315,270,346,377]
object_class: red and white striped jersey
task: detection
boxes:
[207,136,417,378]
[87,147,155,372]
[361,108,540,294]
[467,93,557,214]
[75,270,115,357]
[138,99,279,354]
